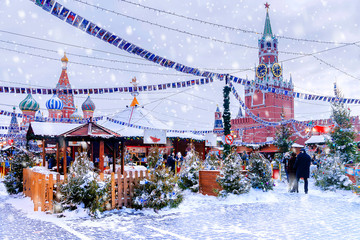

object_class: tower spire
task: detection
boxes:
[263,3,273,38]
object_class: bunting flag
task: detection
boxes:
[31,1,225,80]
[0,109,103,124]
[105,117,211,134]
[0,133,26,138]
[28,1,360,105]
[0,78,213,95]
[229,81,314,128]
[228,75,360,105]
[0,126,27,131]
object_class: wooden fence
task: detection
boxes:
[23,168,149,212]
[110,170,149,209]
[23,168,58,212]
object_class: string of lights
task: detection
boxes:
[117,0,353,45]
[0,40,159,67]
[0,46,189,76]
[312,55,360,81]
[1,39,249,72]
[0,29,147,61]
[72,0,311,56]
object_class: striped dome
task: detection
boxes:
[46,94,64,110]
[70,107,82,119]
[82,95,95,112]
[19,93,40,112]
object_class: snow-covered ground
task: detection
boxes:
[0,178,359,240]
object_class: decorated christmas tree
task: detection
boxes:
[132,147,183,211]
[56,152,110,217]
[217,148,250,197]
[222,84,231,158]
[4,151,35,194]
[313,155,352,191]
[247,153,274,191]
[178,146,201,192]
[328,88,358,164]
[274,123,294,155]
[203,152,221,170]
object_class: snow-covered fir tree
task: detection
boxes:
[133,147,183,211]
[274,123,294,155]
[247,153,274,191]
[56,152,110,217]
[4,151,35,194]
[203,152,221,170]
[178,147,201,192]
[217,148,250,197]
[328,90,358,164]
[313,155,352,191]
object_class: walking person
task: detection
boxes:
[287,152,297,192]
[294,148,311,194]
[166,154,175,173]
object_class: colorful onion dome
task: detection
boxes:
[35,110,42,118]
[46,94,64,110]
[61,52,68,62]
[82,95,95,112]
[19,93,40,112]
[70,107,82,119]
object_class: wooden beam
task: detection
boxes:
[121,139,124,175]
[99,140,104,173]
[113,141,117,173]
[62,139,67,179]
[42,139,46,167]
[56,142,59,173]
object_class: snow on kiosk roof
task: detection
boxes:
[27,122,82,139]
[60,121,121,140]
[99,105,204,140]
[305,135,331,145]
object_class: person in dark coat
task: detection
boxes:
[166,154,175,173]
[287,152,297,192]
[294,148,311,194]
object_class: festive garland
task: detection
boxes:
[0,109,103,124]
[29,1,360,105]
[0,78,213,95]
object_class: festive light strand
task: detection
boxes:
[71,0,316,57]
[118,0,353,45]
[31,0,360,97]
[0,40,158,67]
[0,78,213,95]
[0,46,186,76]
[0,108,103,123]
[0,29,146,61]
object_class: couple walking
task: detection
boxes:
[286,149,311,194]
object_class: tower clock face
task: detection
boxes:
[256,64,267,79]
[272,63,282,77]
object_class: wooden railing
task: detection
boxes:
[110,170,149,209]
[23,168,149,212]
[23,168,59,212]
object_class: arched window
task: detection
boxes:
[266,42,271,48]
[261,42,264,48]
[274,43,277,48]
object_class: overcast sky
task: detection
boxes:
[0,0,359,131]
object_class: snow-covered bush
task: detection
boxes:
[178,148,201,192]
[203,152,221,170]
[56,152,110,217]
[313,156,352,191]
[4,152,35,194]
[217,149,250,197]
[132,147,183,211]
[247,153,274,191]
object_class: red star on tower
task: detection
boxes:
[264,2,270,10]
